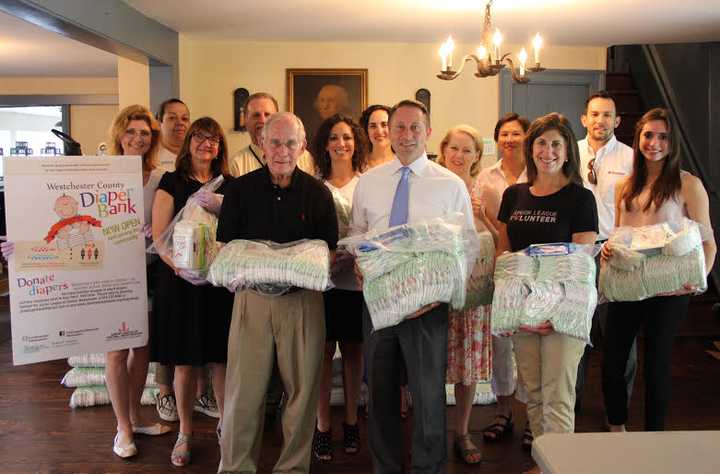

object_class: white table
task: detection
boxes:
[533,431,720,474]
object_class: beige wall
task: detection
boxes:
[178,37,606,155]
[0,76,118,153]
[70,105,119,154]
[0,77,117,95]
[117,57,150,109]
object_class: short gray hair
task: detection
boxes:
[262,111,307,144]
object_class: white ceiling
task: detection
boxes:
[0,11,117,77]
[1,1,718,77]
[125,0,720,46]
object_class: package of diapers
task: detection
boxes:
[207,239,332,295]
[147,175,223,278]
[600,218,708,301]
[338,213,481,331]
[463,231,496,309]
[491,243,598,342]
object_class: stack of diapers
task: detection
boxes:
[147,176,223,278]
[207,239,331,294]
[492,244,598,342]
[339,213,480,331]
[63,353,158,408]
[463,231,496,309]
[600,218,707,301]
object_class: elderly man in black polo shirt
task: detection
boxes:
[217,112,338,474]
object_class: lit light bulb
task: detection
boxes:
[477,45,488,62]
[439,35,455,70]
[493,29,503,63]
[518,48,528,76]
[532,33,543,64]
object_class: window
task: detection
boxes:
[0,105,68,182]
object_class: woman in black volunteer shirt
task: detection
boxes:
[496,113,598,474]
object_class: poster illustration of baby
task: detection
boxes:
[44,194,102,250]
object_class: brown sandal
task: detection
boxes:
[522,421,534,451]
[482,413,514,442]
[454,433,482,464]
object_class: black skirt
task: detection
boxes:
[150,261,233,366]
[323,288,364,342]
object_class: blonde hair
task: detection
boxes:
[109,104,160,172]
[438,125,484,177]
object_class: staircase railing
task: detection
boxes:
[641,45,719,289]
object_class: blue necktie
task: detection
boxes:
[388,166,411,227]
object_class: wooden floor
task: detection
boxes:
[1,296,719,474]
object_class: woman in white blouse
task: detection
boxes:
[311,114,369,462]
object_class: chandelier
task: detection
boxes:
[437,1,545,84]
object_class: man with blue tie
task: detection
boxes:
[350,100,475,473]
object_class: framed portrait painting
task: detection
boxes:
[286,68,368,143]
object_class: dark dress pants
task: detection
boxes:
[575,302,637,410]
[363,303,449,474]
[602,295,689,431]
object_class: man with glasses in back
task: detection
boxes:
[217,112,338,474]
[575,90,635,415]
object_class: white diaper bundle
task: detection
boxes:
[463,231,496,309]
[492,244,598,342]
[62,353,158,408]
[339,214,480,331]
[600,218,707,301]
[207,239,331,294]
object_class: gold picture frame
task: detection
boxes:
[286,68,368,142]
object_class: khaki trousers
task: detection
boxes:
[512,332,586,438]
[219,289,325,474]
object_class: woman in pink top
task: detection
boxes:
[475,113,534,449]
[437,125,492,464]
[602,108,716,431]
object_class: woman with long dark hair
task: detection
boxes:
[360,104,394,169]
[602,108,716,432]
[310,114,368,462]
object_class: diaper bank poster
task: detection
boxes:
[4,156,147,365]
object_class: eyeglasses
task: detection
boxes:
[267,138,300,151]
[587,157,597,185]
[124,129,151,139]
[191,131,220,146]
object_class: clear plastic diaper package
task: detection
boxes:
[491,243,599,342]
[207,238,332,295]
[147,175,223,279]
[462,231,496,310]
[338,213,481,331]
[599,218,708,301]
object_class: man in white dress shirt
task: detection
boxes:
[351,100,474,473]
[229,92,315,177]
[575,91,636,413]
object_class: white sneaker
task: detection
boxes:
[194,393,220,418]
[155,393,179,422]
